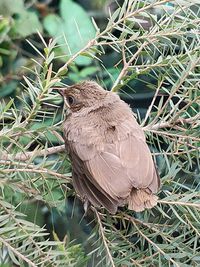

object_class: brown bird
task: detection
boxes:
[58,81,160,214]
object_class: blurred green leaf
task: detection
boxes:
[43,0,96,65]
[0,0,42,38]
[0,0,24,16]
[12,10,42,38]
[0,81,18,97]
[43,14,62,37]
[68,66,98,82]
[0,17,11,43]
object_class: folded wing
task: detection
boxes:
[66,118,160,213]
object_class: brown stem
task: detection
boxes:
[0,145,65,162]
[2,168,71,180]
[111,42,148,91]
[143,114,200,131]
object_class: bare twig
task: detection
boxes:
[143,113,200,131]
[0,145,65,161]
[1,167,71,181]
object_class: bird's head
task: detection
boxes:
[56,81,108,112]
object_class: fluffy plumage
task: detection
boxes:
[59,81,160,213]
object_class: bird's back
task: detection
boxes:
[63,93,160,213]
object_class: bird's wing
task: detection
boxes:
[72,168,120,214]
[66,117,160,204]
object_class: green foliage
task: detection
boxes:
[0,0,200,266]
[0,0,42,103]
[0,0,24,16]
[44,0,96,65]
[0,0,42,37]
[0,200,88,266]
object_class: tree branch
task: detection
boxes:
[94,208,116,267]
[158,200,200,209]
[56,0,171,78]
[143,114,200,131]
[124,214,180,267]
[2,167,71,181]
[0,145,66,162]
[0,236,37,267]
[111,41,148,91]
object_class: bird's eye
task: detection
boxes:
[66,96,75,106]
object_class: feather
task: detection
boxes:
[73,167,120,214]
[62,81,160,213]
[128,189,158,212]
[85,151,132,199]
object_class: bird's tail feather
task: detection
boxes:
[128,188,158,212]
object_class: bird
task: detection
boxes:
[57,81,160,214]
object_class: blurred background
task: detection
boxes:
[0,0,200,266]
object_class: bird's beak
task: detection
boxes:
[53,87,70,108]
[53,87,66,96]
